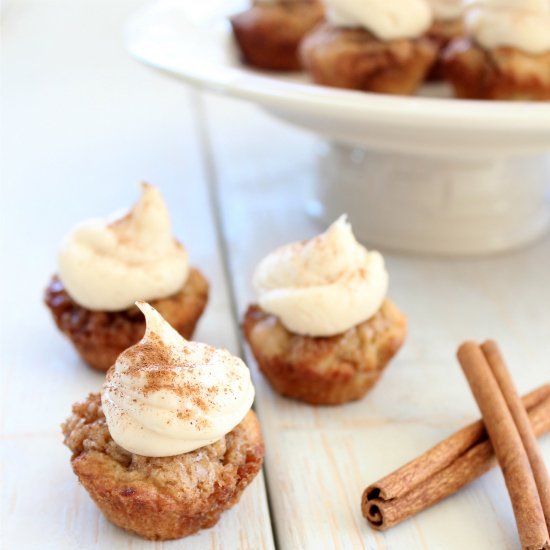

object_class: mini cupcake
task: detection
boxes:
[231,0,325,71]
[45,184,209,371]
[62,302,263,541]
[426,0,465,79]
[300,0,437,94]
[243,216,407,405]
[442,0,550,100]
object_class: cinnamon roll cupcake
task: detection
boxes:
[300,0,437,94]
[243,216,407,405]
[62,302,263,541]
[231,0,325,71]
[45,184,209,371]
[442,0,550,100]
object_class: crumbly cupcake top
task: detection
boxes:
[58,183,189,311]
[323,0,433,40]
[465,0,550,54]
[253,215,389,337]
[427,0,465,21]
[101,302,255,457]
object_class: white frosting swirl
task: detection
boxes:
[428,0,465,21]
[58,183,189,311]
[101,302,255,457]
[253,216,388,337]
[324,0,433,40]
[465,0,550,54]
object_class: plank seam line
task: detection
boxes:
[189,89,280,550]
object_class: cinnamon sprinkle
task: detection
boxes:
[118,333,228,415]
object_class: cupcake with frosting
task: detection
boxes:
[442,0,550,100]
[231,0,325,71]
[243,216,407,405]
[299,0,438,94]
[45,183,209,371]
[62,302,263,541]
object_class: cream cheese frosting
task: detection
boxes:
[58,183,189,311]
[428,0,465,21]
[324,0,433,40]
[465,0,550,54]
[253,216,388,337]
[101,302,255,457]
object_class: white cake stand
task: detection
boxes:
[125,0,550,255]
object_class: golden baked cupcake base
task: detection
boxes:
[300,23,437,95]
[45,268,209,372]
[231,1,324,71]
[442,38,550,100]
[62,393,264,541]
[243,299,407,405]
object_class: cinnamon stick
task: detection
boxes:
[481,340,550,533]
[458,342,549,550]
[362,384,550,531]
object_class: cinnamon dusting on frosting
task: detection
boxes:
[101,302,255,457]
[253,215,388,337]
[58,183,189,311]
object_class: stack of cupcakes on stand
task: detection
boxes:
[231,0,550,101]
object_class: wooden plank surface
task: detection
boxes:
[201,92,550,550]
[0,2,274,549]
[3,1,550,549]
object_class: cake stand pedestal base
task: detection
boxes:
[309,142,550,256]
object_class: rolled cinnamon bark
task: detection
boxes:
[458,342,549,550]
[481,340,550,533]
[362,384,550,531]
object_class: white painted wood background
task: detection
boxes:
[1,1,549,549]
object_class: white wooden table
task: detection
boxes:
[1,1,549,549]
